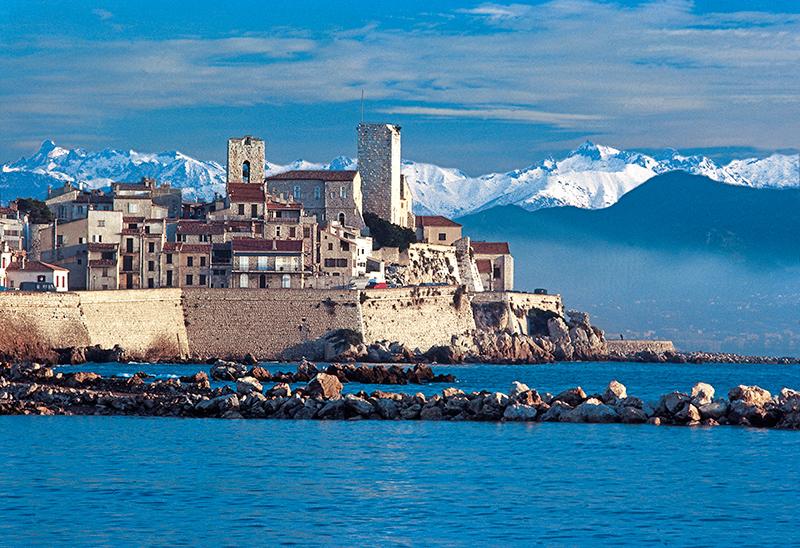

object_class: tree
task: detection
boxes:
[14,198,53,224]
[363,212,417,250]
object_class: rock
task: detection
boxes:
[248,366,271,381]
[690,382,715,406]
[602,380,627,403]
[196,393,239,416]
[552,387,586,407]
[306,373,343,399]
[242,353,258,366]
[509,381,530,399]
[620,406,648,424]
[503,403,538,421]
[698,400,728,420]
[648,417,662,426]
[210,360,248,381]
[442,387,463,398]
[420,404,444,420]
[540,401,573,422]
[317,399,345,419]
[728,385,771,407]
[266,382,292,398]
[344,394,373,416]
[567,399,619,423]
[400,403,421,420]
[675,403,701,423]
[71,372,100,385]
[658,392,690,416]
[374,398,399,420]
[235,377,263,395]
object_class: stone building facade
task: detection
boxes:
[357,123,414,228]
[415,215,463,246]
[266,170,365,229]
[227,136,265,185]
[472,241,514,292]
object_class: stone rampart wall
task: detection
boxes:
[472,291,564,335]
[182,288,362,360]
[360,286,475,350]
[0,292,89,355]
[78,289,188,358]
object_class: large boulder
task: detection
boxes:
[690,382,715,406]
[698,400,728,420]
[602,380,627,403]
[236,377,263,395]
[728,385,772,407]
[210,360,248,381]
[567,398,619,423]
[503,403,538,421]
[552,387,586,407]
[306,373,343,399]
[266,382,292,398]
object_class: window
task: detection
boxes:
[127,203,138,214]
[276,226,281,237]
[324,258,336,267]
[186,274,193,286]
[144,226,150,234]
[78,237,85,244]
[166,253,173,264]
[239,273,248,288]
[101,252,113,260]
[126,273,133,289]
[97,220,105,228]
[102,268,109,277]
[238,204,245,215]
[126,238,134,253]
[147,278,154,288]
[148,261,155,272]
[336,258,348,267]
[77,258,82,265]
[148,242,155,253]
[259,274,266,288]
[340,242,350,252]
[303,227,310,238]
[187,256,194,267]
[289,227,296,238]
[242,160,251,184]
[37,274,45,283]
[56,235,64,247]
[128,223,137,229]
[166,270,173,287]
[340,186,347,199]
[199,274,206,286]
[493,266,501,279]
[251,204,258,218]
[122,256,133,271]
[293,185,302,200]
[314,186,321,200]
[338,212,346,225]
[439,232,447,241]
[281,274,291,288]
[200,256,206,267]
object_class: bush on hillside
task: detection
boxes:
[364,212,417,251]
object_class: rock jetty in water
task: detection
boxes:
[2,362,799,429]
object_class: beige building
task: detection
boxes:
[472,241,514,292]
[415,215,463,246]
[229,238,304,289]
[162,242,212,288]
[0,206,26,251]
[267,170,365,229]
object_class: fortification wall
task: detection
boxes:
[0,292,89,357]
[78,289,188,359]
[182,288,362,360]
[472,291,564,335]
[360,286,475,350]
[606,340,676,354]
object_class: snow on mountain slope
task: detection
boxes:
[2,139,798,217]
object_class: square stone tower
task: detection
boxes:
[227,136,265,186]
[357,123,413,228]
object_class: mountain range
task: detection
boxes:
[1,139,798,216]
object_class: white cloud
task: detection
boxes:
[382,106,603,127]
[92,8,113,21]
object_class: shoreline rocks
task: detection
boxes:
[2,363,799,430]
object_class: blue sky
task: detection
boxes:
[1,0,799,173]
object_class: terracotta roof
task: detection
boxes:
[163,242,179,252]
[121,228,140,235]
[73,194,113,204]
[177,221,225,235]
[476,259,492,274]
[87,243,118,252]
[123,216,145,223]
[162,242,211,253]
[267,170,357,182]
[471,241,510,255]
[267,200,303,210]
[6,260,68,272]
[231,238,303,253]
[89,259,117,268]
[416,215,462,228]
[228,183,265,202]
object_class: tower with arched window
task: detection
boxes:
[227,136,265,188]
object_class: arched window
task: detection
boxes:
[338,212,346,225]
[242,160,251,184]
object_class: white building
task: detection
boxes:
[5,259,69,291]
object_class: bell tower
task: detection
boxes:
[227,136,265,187]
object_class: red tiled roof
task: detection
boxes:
[73,194,113,204]
[121,229,140,235]
[123,216,145,223]
[267,170,357,182]
[177,221,225,235]
[475,259,492,274]
[162,243,211,253]
[163,242,179,252]
[471,241,510,255]
[267,200,303,210]
[6,260,68,272]
[228,183,265,202]
[416,215,462,228]
[87,243,118,252]
[89,259,117,268]
[231,238,303,253]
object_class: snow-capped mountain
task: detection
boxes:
[1,139,798,217]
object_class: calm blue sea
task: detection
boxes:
[3,362,800,546]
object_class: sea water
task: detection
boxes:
[2,362,800,546]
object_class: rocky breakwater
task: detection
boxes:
[207,360,456,385]
[2,362,800,429]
